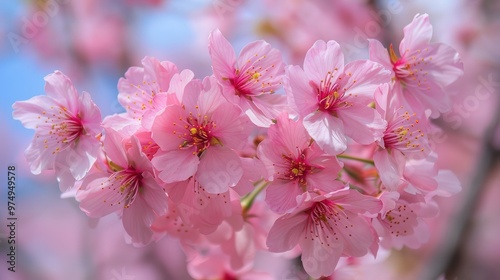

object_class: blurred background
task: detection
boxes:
[1,0,499,279]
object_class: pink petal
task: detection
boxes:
[416,43,463,88]
[208,29,236,80]
[77,175,124,218]
[341,60,391,97]
[267,212,308,252]
[285,65,318,116]
[373,149,405,191]
[151,105,187,151]
[44,71,79,112]
[303,40,344,83]
[303,111,347,155]
[122,196,156,245]
[12,95,58,129]
[265,180,304,213]
[399,14,432,54]
[327,188,382,215]
[103,128,128,169]
[140,172,168,216]
[196,146,243,194]
[368,39,393,71]
[306,155,344,192]
[338,101,387,145]
[336,214,376,257]
[152,149,199,183]
[210,103,250,150]
[268,113,310,154]
[300,238,342,279]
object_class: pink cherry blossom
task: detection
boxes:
[285,40,390,155]
[77,128,168,245]
[267,189,382,278]
[151,76,252,193]
[12,71,102,191]
[209,29,286,127]
[372,193,430,250]
[373,84,432,190]
[369,14,464,118]
[257,113,344,213]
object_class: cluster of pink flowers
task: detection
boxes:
[13,14,463,279]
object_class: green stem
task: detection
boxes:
[337,154,374,165]
[241,180,269,213]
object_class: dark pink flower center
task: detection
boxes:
[280,151,311,186]
[41,106,84,154]
[316,72,352,113]
[389,44,431,90]
[229,54,277,97]
[104,167,142,209]
[382,108,425,154]
[179,115,220,156]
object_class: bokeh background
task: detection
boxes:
[1,0,499,279]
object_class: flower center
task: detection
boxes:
[382,108,425,154]
[106,168,142,209]
[317,71,352,113]
[42,106,84,154]
[179,115,220,156]
[281,151,311,186]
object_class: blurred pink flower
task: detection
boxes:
[285,40,389,155]
[12,71,102,191]
[369,14,464,118]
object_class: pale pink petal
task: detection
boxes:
[103,128,128,168]
[430,170,462,198]
[122,196,156,245]
[327,189,383,215]
[140,173,168,216]
[210,103,251,150]
[403,158,438,192]
[300,238,342,279]
[338,101,386,145]
[267,112,309,154]
[12,95,58,129]
[78,91,102,135]
[44,71,79,112]
[265,180,304,213]
[152,149,199,183]
[267,212,308,252]
[303,40,344,83]
[285,65,318,116]
[368,39,393,71]
[196,146,243,194]
[247,93,287,127]
[233,157,266,196]
[63,134,99,180]
[167,69,195,103]
[341,60,391,97]
[334,214,377,257]
[78,175,125,218]
[208,29,236,80]
[416,43,463,88]
[304,111,347,155]
[399,14,432,54]
[373,149,405,191]
[151,105,188,151]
